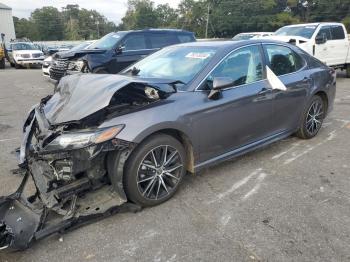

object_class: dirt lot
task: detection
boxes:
[0,64,349,262]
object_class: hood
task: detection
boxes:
[14,50,43,55]
[265,35,310,43]
[55,48,107,59]
[43,74,177,125]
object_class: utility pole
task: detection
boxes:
[205,3,210,39]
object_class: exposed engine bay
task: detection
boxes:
[0,74,177,251]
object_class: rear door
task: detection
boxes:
[329,25,349,65]
[263,44,310,132]
[148,32,178,50]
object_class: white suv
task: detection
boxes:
[7,42,45,69]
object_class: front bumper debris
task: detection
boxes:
[0,104,141,251]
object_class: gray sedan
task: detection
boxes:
[0,40,336,250]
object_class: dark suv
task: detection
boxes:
[49,29,196,81]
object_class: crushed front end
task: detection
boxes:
[0,98,140,251]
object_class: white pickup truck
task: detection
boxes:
[269,22,350,77]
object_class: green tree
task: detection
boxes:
[31,7,64,40]
[121,0,159,29]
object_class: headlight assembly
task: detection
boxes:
[44,125,124,152]
[68,60,85,71]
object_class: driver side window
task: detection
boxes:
[206,45,263,89]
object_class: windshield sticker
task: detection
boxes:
[305,26,316,29]
[112,35,121,38]
[185,52,211,59]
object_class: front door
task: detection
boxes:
[194,44,276,162]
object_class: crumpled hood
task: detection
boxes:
[43,74,176,125]
[55,48,107,59]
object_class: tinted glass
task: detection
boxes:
[265,45,304,76]
[331,26,345,40]
[177,34,194,43]
[207,45,263,87]
[149,34,176,49]
[123,34,147,51]
[275,25,317,39]
[317,26,332,40]
[88,32,125,50]
[12,43,37,50]
[121,46,217,89]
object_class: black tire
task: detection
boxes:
[0,58,5,69]
[346,64,350,78]
[14,62,21,69]
[10,62,15,67]
[296,95,325,139]
[123,134,187,207]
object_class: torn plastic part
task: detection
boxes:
[0,170,141,251]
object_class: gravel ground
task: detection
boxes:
[0,64,349,262]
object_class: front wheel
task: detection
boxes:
[346,64,350,78]
[123,134,187,207]
[0,58,5,69]
[296,95,325,139]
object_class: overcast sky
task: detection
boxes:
[1,0,182,24]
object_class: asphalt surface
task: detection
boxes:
[0,64,349,262]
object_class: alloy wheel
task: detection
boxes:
[306,100,324,135]
[136,145,183,201]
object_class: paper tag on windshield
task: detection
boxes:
[112,35,120,38]
[185,52,210,59]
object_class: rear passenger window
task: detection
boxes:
[331,26,345,40]
[149,34,176,49]
[264,45,305,76]
[123,34,147,51]
[177,34,194,43]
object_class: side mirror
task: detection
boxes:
[208,77,233,99]
[115,44,125,54]
[315,34,327,45]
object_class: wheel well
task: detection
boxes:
[142,129,195,174]
[314,91,328,114]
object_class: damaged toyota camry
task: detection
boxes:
[0,40,336,250]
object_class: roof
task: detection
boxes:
[0,2,11,10]
[282,22,344,28]
[117,29,194,34]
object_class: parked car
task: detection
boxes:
[42,41,94,78]
[0,39,336,250]
[49,29,196,81]
[7,42,45,68]
[232,32,273,41]
[270,22,350,77]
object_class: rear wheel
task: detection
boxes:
[346,64,350,78]
[296,95,325,139]
[0,58,5,69]
[123,134,187,207]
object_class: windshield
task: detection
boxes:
[12,43,38,51]
[275,25,317,39]
[69,42,91,52]
[88,32,124,50]
[121,46,217,90]
[232,34,258,41]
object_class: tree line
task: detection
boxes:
[13,0,350,41]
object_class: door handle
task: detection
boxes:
[302,77,311,83]
[258,87,272,95]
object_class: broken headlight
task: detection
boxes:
[44,125,124,151]
[67,60,85,71]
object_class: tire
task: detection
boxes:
[0,58,5,69]
[10,62,15,68]
[15,62,21,69]
[346,64,350,78]
[123,134,187,207]
[296,95,325,139]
